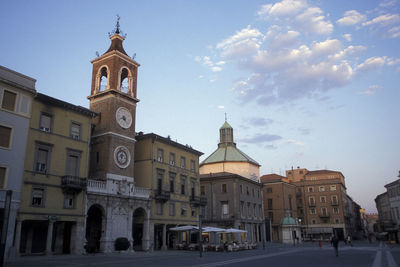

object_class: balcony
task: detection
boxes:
[61,176,87,192]
[190,195,201,206]
[308,202,316,207]
[331,201,339,206]
[87,178,150,199]
[154,189,170,202]
[319,212,330,218]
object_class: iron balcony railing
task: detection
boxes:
[154,189,170,202]
[61,175,87,192]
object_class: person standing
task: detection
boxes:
[347,235,352,246]
[331,236,339,256]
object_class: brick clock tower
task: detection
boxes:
[86,18,151,253]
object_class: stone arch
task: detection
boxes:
[96,65,109,92]
[117,66,132,95]
[85,204,105,253]
[132,207,147,251]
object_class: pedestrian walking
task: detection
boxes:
[331,236,339,256]
[347,235,352,246]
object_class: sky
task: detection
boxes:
[1,0,399,213]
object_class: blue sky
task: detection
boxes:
[1,0,399,213]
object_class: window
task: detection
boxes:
[39,113,52,132]
[330,185,336,191]
[156,202,163,215]
[156,169,164,192]
[0,166,7,188]
[190,160,195,171]
[169,173,175,193]
[252,188,255,197]
[99,66,108,91]
[331,195,338,204]
[180,156,186,169]
[308,187,314,193]
[240,201,244,217]
[180,175,186,195]
[190,180,195,197]
[191,209,196,217]
[266,187,272,193]
[200,185,205,195]
[267,199,273,210]
[1,90,17,111]
[247,203,251,217]
[259,205,262,218]
[312,219,317,224]
[319,186,325,192]
[246,186,249,195]
[169,203,175,216]
[222,184,227,193]
[335,218,340,224]
[181,203,187,216]
[258,190,260,198]
[66,149,81,177]
[320,196,326,203]
[120,68,129,93]
[157,148,163,162]
[268,212,274,222]
[64,193,76,209]
[169,153,175,165]
[34,143,52,173]
[310,208,316,214]
[0,125,12,148]
[70,122,81,140]
[253,204,256,217]
[321,207,328,216]
[289,195,293,210]
[240,185,243,194]
[309,196,315,205]
[31,187,45,207]
[221,201,229,215]
[333,207,339,214]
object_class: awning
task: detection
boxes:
[169,225,199,231]
[202,227,226,233]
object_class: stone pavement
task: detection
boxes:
[5,241,400,267]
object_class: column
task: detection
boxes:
[46,220,54,255]
[143,216,151,251]
[127,209,133,252]
[162,224,167,250]
[14,220,22,257]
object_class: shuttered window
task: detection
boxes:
[1,90,16,111]
[0,125,12,148]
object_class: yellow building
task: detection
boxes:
[134,132,204,250]
[17,93,96,255]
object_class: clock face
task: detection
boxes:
[114,146,131,168]
[116,107,132,129]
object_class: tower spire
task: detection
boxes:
[108,15,126,38]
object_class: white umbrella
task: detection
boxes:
[225,228,247,233]
[170,225,199,231]
[202,227,227,233]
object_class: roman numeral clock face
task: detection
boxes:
[116,107,132,129]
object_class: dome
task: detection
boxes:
[281,216,297,226]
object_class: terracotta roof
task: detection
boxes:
[260,174,286,183]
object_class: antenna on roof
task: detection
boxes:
[95,51,100,57]
[132,53,136,60]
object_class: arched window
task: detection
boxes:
[120,68,129,94]
[99,67,108,91]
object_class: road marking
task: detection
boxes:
[372,250,382,267]
[386,250,398,267]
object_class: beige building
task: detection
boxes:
[260,174,297,242]
[18,93,96,255]
[134,132,204,250]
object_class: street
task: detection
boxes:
[5,241,399,267]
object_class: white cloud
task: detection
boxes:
[295,7,333,35]
[311,39,342,57]
[217,105,225,109]
[329,45,366,61]
[195,56,224,72]
[357,56,386,71]
[337,10,366,26]
[388,26,400,38]
[343,33,352,42]
[258,0,306,17]
[358,85,382,95]
[362,14,400,27]
[211,66,222,72]
[283,139,305,146]
[217,26,263,59]
[269,30,300,49]
[387,57,400,66]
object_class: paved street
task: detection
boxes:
[5,241,400,267]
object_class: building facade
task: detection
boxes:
[260,174,298,242]
[375,192,394,235]
[0,65,36,259]
[286,168,353,240]
[199,120,264,244]
[85,21,151,253]
[17,93,96,255]
[134,133,204,250]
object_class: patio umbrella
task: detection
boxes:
[202,227,226,233]
[169,225,199,231]
[224,228,247,233]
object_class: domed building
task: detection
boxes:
[200,120,260,181]
[199,120,264,245]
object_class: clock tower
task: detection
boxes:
[86,17,151,253]
[88,17,139,179]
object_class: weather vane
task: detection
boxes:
[108,15,127,38]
